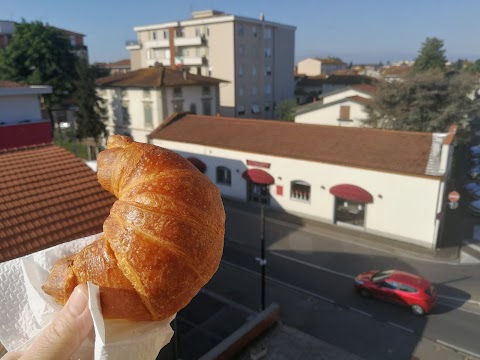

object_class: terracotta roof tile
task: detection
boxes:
[149,113,435,178]
[0,144,116,262]
[96,66,226,88]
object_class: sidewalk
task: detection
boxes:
[222,198,464,264]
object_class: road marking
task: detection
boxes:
[438,295,480,307]
[436,340,480,359]
[388,322,415,333]
[221,260,336,304]
[270,251,355,280]
[349,307,372,317]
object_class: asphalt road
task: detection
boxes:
[219,206,480,359]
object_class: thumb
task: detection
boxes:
[23,284,93,360]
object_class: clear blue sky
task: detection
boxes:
[3,0,479,64]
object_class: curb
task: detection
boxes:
[199,303,280,360]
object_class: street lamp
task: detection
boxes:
[255,204,267,311]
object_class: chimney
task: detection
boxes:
[169,26,176,69]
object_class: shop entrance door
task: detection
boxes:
[247,181,270,205]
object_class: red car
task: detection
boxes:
[354,269,437,315]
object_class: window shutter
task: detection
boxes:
[339,105,350,120]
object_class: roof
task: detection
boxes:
[320,84,377,100]
[295,95,370,116]
[0,80,28,88]
[0,144,116,262]
[296,75,374,88]
[149,113,437,178]
[104,59,131,68]
[96,66,226,88]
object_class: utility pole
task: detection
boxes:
[256,204,267,310]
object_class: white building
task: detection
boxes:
[126,9,296,119]
[96,65,224,143]
[0,80,52,149]
[294,84,376,126]
[297,57,347,76]
[149,113,456,249]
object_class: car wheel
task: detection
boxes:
[359,288,371,298]
[411,304,425,316]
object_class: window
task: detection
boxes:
[202,99,211,115]
[265,66,272,76]
[238,86,244,97]
[290,181,311,202]
[163,30,169,39]
[264,83,272,95]
[252,66,257,76]
[339,105,351,121]
[195,28,201,36]
[144,102,153,128]
[189,103,197,114]
[252,26,257,37]
[216,166,231,185]
[175,28,184,37]
[143,90,151,99]
[238,64,244,77]
[152,31,157,40]
[172,100,183,112]
[264,28,272,39]
[264,48,272,58]
[252,86,257,96]
[206,27,210,37]
[121,101,130,125]
[237,105,245,116]
[239,45,244,56]
[251,104,260,114]
[264,102,270,111]
[202,86,211,96]
[120,89,128,99]
[173,87,182,98]
[237,24,244,36]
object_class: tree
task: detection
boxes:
[363,69,480,133]
[413,37,447,72]
[73,59,108,145]
[0,20,78,129]
[275,99,297,121]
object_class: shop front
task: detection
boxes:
[330,184,373,227]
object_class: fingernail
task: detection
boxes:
[67,286,88,317]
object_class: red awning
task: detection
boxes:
[330,184,373,203]
[242,169,274,185]
[187,157,206,173]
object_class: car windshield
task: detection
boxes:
[371,270,394,282]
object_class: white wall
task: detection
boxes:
[151,139,442,248]
[101,85,218,143]
[0,95,43,124]
[295,100,367,127]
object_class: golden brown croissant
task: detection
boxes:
[42,135,225,321]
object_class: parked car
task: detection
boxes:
[469,166,480,179]
[354,269,437,315]
[469,200,480,216]
[464,182,480,198]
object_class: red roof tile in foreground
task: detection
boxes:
[149,113,435,178]
[0,144,116,262]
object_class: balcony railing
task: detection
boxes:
[125,40,140,50]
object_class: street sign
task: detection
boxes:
[448,191,460,202]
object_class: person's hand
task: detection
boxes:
[3,284,93,360]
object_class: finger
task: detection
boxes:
[21,284,93,360]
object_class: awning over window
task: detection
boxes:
[242,169,274,185]
[330,184,373,203]
[187,157,206,173]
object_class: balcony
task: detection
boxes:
[144,39,169,49]
[181,56,205,66]
[174,36,203,47]
[125,40,140,50]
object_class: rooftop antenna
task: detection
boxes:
[259,12,265,21]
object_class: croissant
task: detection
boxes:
[42,135,225,321]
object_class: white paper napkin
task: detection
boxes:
[0,233,174,359]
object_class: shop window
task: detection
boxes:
[290,180,311,202]
[216,166,231,185]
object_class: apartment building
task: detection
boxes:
[126,10,296,119]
